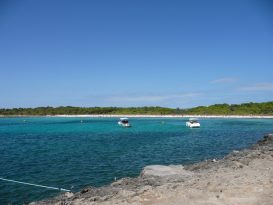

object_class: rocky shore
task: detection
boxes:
[31,134,273,205]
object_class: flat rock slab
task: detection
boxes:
[142,165,193,177]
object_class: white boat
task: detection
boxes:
[118,118,131,127]
[186,118,200,128]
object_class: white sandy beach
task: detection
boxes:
[1,114,273,119]
[44,114,273,119]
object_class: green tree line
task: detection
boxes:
[0,101,272,116]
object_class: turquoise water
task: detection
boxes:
[0,117,272,204]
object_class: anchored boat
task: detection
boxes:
[118,118,131,127]
[186,118,200,128]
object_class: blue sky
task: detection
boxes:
[0,0,272,108]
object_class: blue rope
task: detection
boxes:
[0,177,70,192]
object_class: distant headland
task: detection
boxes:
[0,101,272,116]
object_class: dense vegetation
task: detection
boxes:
[0,102,273,116]
[183,101,273,115]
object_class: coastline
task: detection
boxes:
[1,114,273,119]
[31,134,273,205]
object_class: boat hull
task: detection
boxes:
[186,122,200,128]
[118,121,131,127]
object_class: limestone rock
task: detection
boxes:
[141,165,193,178]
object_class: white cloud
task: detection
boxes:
[109,93,201,102]
[239,83,273,91]
[110,95,165,102]
[210,77,237,84]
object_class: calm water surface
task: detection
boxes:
[0,117,272,204]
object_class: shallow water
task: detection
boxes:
[0,117,272,204]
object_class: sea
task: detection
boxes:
[0,117,273,204]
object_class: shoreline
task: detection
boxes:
[32,134,273,205]
[1,114,273,119]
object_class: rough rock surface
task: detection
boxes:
[141,165,193,178]
[31,134,273,205]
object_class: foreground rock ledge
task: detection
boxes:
[31,134,273,205]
